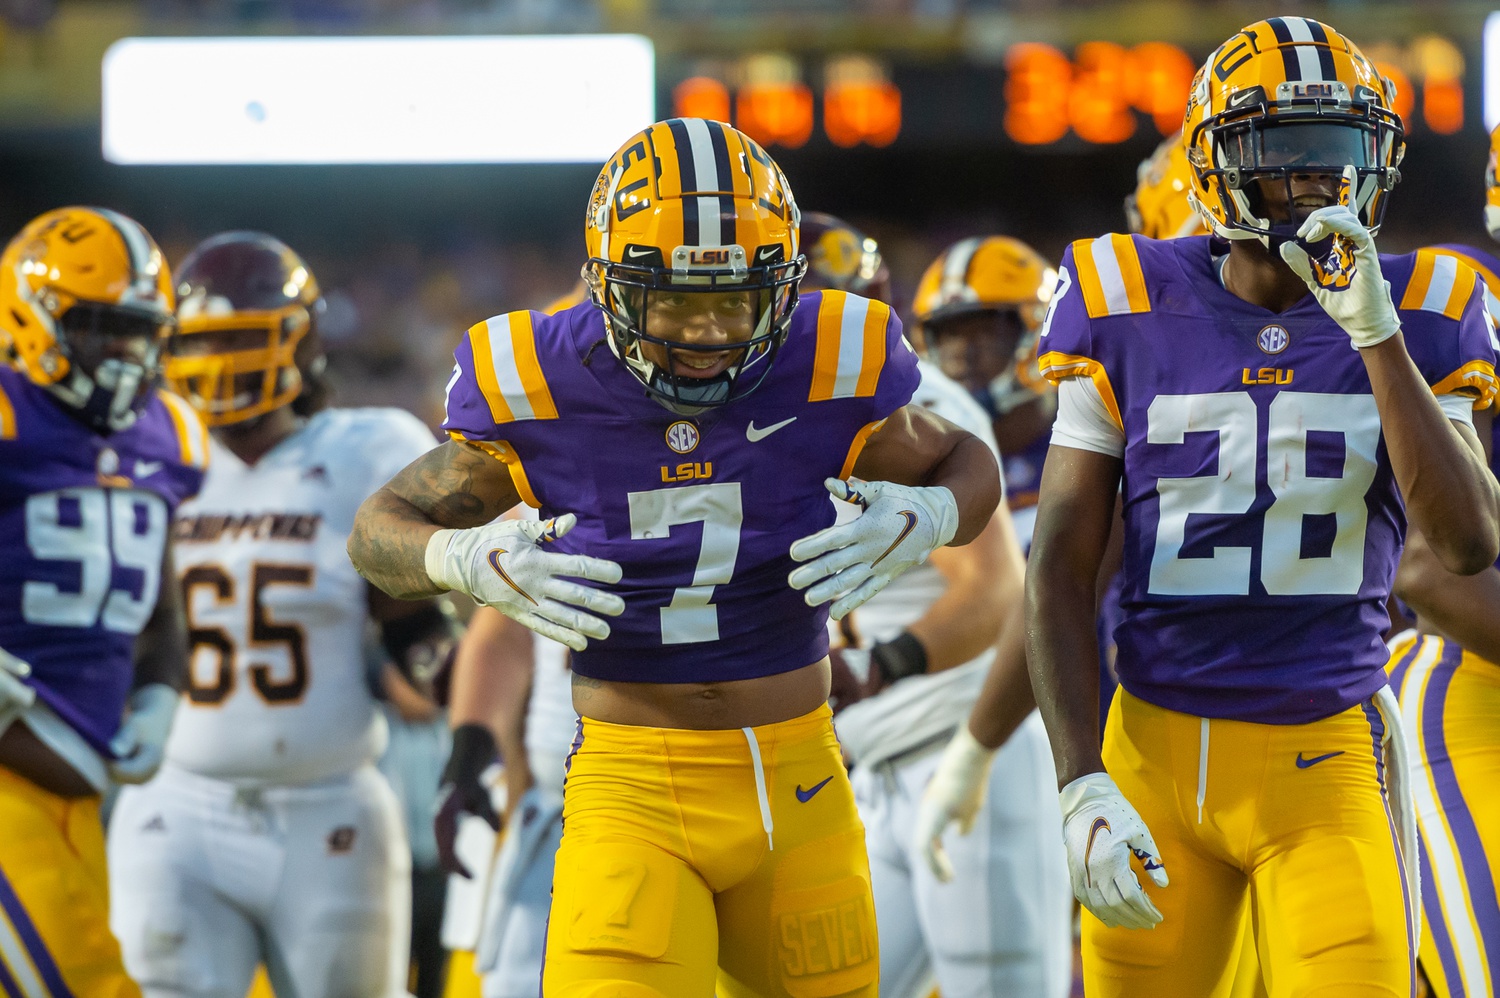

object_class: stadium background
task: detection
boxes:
[0,2,1488,995]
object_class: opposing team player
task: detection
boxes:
[954,20,1499,995]
[0,207,205,997]
[349,118,1001,997]
[1384,123,1500,998]
[803,217,1072,997]
[107,232,456,998]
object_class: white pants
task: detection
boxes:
[854,711,1072,998]
[108,762,412,998]
[475,786,565,998]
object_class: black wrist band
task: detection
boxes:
[442,723,498,785]
[871,631,929,684]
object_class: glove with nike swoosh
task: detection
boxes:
[426,514,625,653]
[788,478,958,620]
[1061,772,1170,930]
[1278,165,1401,350]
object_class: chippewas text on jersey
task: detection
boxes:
[175,512,322,544]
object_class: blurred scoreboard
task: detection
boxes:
[667,34,1470,152]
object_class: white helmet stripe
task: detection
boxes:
[93,207,154,287]
[938,237,983,305]
[1283,17,1326,83]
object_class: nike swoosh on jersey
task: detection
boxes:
[1084,816,1111,888]
[746,417,796,442]
[133,460,163,479]
[487,549,539,605]
[795,776,834,802]
[1295,750,1345,769]
[871,511,918,568]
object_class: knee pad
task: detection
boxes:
[553,983,670,998]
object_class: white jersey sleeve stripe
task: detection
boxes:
[1420,254,1461,315]
[833,293,873,399]
[1089,235,1134,318]
[484,314,538,422]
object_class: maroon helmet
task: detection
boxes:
[798,212,891,304]
[165,232,328,426]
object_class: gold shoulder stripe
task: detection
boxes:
[467,312,559,425]
[0,378,14,440]
[158,390,210,468]
[1037,350,1123,430]
[1430,360,1498,411]
[1431,247,1500,298]
[447,432,541,508]
[810,292,890,402]
[1073,234,1150,320]
[1400,249,1478,321]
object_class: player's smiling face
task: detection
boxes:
[640,288,758,380]
[1253,171,1342,226]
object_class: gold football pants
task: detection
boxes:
[1084,688,1416,997]
[542,704,878,998]
[0,765,140,998]
[1389,632,1500,998]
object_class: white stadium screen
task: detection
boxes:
[101,34,656,165]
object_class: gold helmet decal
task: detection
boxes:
[1183,17,1403,246]
[1486,122,1500,241]
[0,206,175,431]
[1126,130,1210,240]
[583,118,806,415]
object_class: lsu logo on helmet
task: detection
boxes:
[0,206,176,432]
[1183,17,1404,246]
[583,118,807,415]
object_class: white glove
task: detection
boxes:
[1279,166,1400,350]
[426,514,624,653]
[788,478,958,620]
[1061,772,1170,930]
[109,683,178,785]
[915,724,997,882]
[0,647,36,735]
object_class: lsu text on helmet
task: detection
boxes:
[0,206,176,433]
[583,117,806,416]
[1126,131,1211,240]
[1183,17,1403,246]
[166,231,326,428]
[1485,122,1500,241]
[798,211,891,304]
[910,236,1058,416]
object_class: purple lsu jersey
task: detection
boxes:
[1432,242,1500,481]
[1039,234,1497,724]
[0,366,207,753]
[441,291,920,684]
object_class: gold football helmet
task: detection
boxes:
[1126,131,1210,240]
[1183,17,1403,245]
[165,232,324,428]
[0,206,175,431]
[910,236,1057,415]
[583,117,805,414]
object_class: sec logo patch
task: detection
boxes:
[665,420,700,454]
[1257,324,1289,355]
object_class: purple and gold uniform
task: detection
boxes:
[0,365,206,998]
[1387,242,1500,998]
[442,290,918,997]
[1040,233,1496,996]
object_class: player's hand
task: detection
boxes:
[915,724,997,881]
[108,684,178,785]
[1279,165,1400,350]
[434,723,501,879]
[1061,772,1169,930]
[0,646,36,716]
[425,514,624,653]
[788,479,959,620]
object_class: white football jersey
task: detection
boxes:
[833,359,1005,767]
[524,636,579,809]
[166,408,437,785]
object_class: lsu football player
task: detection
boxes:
[348,118,1002,997]
[0,207,206,997]
[939,19,1500,996]
[105,232,456,998]
[800,216,1072,998]
[1383,123,1500,998]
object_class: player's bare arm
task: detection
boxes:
[349,440,523,599]
[909,506,1021,674]
[852,403,1002,546]
[1024,444,1121,787]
